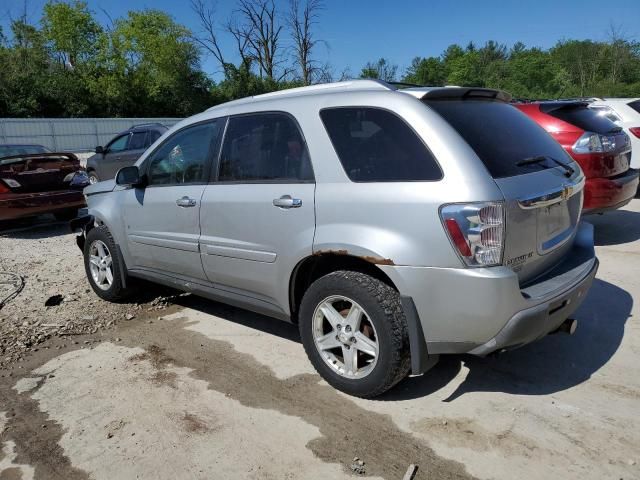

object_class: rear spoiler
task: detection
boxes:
[401,87,512,103]
[0,152,79,166]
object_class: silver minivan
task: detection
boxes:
[73,80,598,397]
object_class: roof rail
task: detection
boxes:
[129,122,165,129]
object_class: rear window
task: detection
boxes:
[425,100,572,179]
[0,145,49,158]
[541,103,619,134]
[628,100,640,114]
[320,107,441,182]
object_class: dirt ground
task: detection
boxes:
[1,202,639,479]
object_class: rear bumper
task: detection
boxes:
[379,222,598,355]
[583,168,639,214]
[0,190,86,221]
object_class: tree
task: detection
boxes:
[359,58,397,82]
[404,56,445,85]
[41,0,101,68]
[287,0,324,85]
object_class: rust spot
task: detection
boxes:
[360,256,395,266]
[313,250,395,266]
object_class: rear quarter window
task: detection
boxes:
[319,107,442,182]
[426,100,572,179]
[627,100,640,114]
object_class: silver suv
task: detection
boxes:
[74,80,598,398]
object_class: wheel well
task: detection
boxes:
[289,253,398,323]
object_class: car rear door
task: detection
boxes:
[199,112,315,313]
[119,130,148,170]
[120,120,222,280]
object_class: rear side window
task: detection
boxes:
[218,113,314,182]
[146,130,162,147]
[128,131,147,150]
[426,100,572,179]
[542,104,619,134]
[628,100,640,114]
[320,107,441,182]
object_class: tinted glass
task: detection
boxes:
[426,100,572,179]
[0,145,49,158]
[147,122,219,185]
[588,106,622,123]
[218,113,313,182]
[128,131,147,150]
[146,130,162,146]
[108,134,129,153]
[627,100,640,114]
[320,107,441,182]
[542,104,619,134]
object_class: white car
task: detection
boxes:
[587,98,640,168]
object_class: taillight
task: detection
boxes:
[629,127,640,139]
[572,131,629,153]
[0,180,9,194]
[440,202,505,267]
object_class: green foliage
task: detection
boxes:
[398,39,640,99]
[1,1,640,119]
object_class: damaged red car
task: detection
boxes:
[0,144,89,222]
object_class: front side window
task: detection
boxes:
[320,107,442,182]
[218,113,314,182]
[146,122,220,185]
[108,134,129,153]
[128,131,147,150]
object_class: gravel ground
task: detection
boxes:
[0,217,176,369]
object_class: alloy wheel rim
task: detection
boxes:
[312,295,379,379]
[89,240,114,291]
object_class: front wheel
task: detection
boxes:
[298,270,411,398]
[88,171,99,184]
[84,226,135,302]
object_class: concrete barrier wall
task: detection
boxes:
[0,118,183,153]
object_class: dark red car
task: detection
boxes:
[0,145,89,222]
[515,102,639,214]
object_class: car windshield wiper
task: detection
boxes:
[516,155,575,177]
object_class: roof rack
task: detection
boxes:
[129,122,165,129]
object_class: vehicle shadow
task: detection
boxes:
[170,295,301,343]
[0,215,71,239]
[379,278,632,401]
[587,209,640,246]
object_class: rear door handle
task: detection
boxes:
[176,196,197,208]
[273,195,302,209]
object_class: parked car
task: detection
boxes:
[0,146,89,222]
[516,101,639,213]
[86,123,167,184]
[586,98,640,169]
[73,80,597,397]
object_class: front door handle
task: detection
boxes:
[273,195,302,209]
[176,196,197,208]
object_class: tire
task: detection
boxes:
[53,209,78,221]
[298,270,411,398]
[83,226,135,302]
[88,171,99,184]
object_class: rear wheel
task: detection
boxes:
[299,270,411,398]
[84,226,135,302]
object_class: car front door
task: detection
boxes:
[100,133,130,180]
[121,120,222,280]
[199,112,316,314]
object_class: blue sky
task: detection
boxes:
[2,0,640,80]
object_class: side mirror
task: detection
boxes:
[95,145,104,154]
[116,166,142,186]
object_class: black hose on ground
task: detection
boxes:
[0,271,25,309]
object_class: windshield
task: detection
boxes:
[425,100,573,179]
[0,145,50,159]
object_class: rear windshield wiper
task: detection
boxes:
[516,155,575,177]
